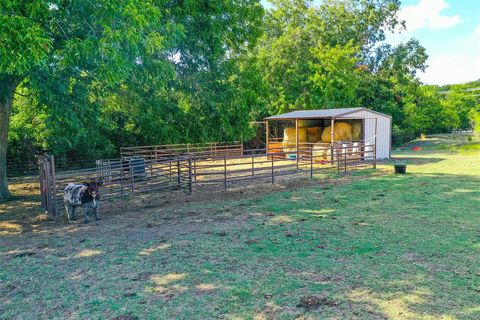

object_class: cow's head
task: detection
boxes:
[83,180,103,199]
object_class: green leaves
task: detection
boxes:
[0,5,52,75]
[309,42,360,108]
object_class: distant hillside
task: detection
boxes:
[438,79,480,92]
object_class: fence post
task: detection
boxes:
[296,145,299,170]
[251,153,254,177]
[44,156,52,217]
[271,153,274,185]
[223,155,227,191]
[129,160,135,197]
[336,146,341,173]
[310,148,313,179]
[373,145,377,169]
[38,156,46,211]
[193,155,197,183]
[344,144,347,173]
[50,154,57,217]
[177,159,181,190]
[188,156,193,194]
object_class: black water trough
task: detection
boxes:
[394,164,407,174]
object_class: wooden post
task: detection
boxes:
[50,155,57,217]
[344,144,347,173]
[330,118,335,164]
[44,157,53,218]
[38,156,46,211]
[251,154,254,177]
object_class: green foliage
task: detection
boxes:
[4,0,479,168]
[5,0,264,164]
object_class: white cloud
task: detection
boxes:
[474,25,480,37]
[398,0,460,32]
[417,26,480,85]
[419,52,480,85]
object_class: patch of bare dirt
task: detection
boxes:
[0,169,387,255]
[297,295,339,310]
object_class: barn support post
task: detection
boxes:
[295,119,299,169]
[330,118,335,164]
[374,118,378,169]
[265,120,269,152]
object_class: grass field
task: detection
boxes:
[1,134,479,319]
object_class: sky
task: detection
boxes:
[261,0,480,86]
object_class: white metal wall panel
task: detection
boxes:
[339,110,391,159]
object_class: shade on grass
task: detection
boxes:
[1,136,479,319]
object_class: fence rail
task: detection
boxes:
[120,142,244,160]
[38,142,375,218]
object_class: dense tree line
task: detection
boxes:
[1,0,479,200]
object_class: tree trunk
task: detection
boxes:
[0,76,20,202]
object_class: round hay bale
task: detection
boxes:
[321,122,353,142]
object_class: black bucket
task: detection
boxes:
[394,164,407,174]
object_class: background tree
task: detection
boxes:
[4,0,478,202]
[1,0,263,201]
[0,0,178,201]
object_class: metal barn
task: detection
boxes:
[265,107,392,159]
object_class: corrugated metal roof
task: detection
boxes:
[265,107,390,120]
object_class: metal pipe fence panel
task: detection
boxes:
[37,141,376,218]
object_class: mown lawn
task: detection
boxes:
[1,135,480,319]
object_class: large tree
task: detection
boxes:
[1,0,264,201]
[245,0,406,114]
[0,0,176,201]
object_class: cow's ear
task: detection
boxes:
[96,179,104,186]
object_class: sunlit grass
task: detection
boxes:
[1,134,479,319]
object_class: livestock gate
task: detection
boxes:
[38,141,376,219]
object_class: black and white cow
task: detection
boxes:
[63,180,103,223]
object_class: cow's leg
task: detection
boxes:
[70,206,76,221]
[65,203,76,221]
[82,205,90,223]
[93,203,101,221]
[64,202,71,220]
